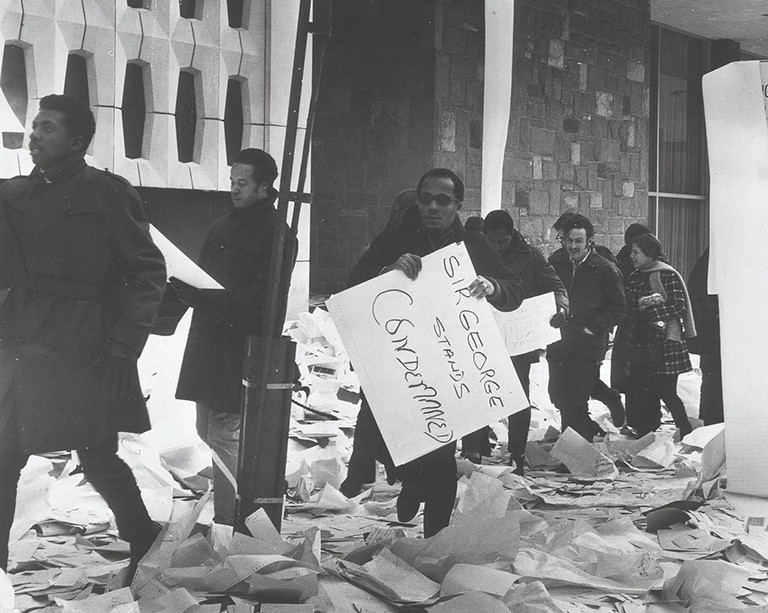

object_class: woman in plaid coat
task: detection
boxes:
[623,233,696,437]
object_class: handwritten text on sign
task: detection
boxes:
[327,242,528,466]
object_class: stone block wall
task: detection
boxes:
[311,0,437,293]
[507,0,651,255]
[437,0,651,256]
[312,0,653,295]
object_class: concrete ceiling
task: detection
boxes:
[652,0,768,58]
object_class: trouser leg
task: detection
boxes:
[340,436,377,497]
[507,358,532,459]
[627,361,661,435]
[511,357,532,400]
[0,411,27,571]
[421,443,457,538]
[590,377,612,402]
[699,354,724,425]
[78,434,157,556]
[548,360,603,440]
[655,374,691,433]
[198,407,241,525]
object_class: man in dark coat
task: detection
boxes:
[687,248,723,425]
[547,214,626,441]
[465,209,568,474]
[174,148,296,525]
[340,168,524,538]
[0,95,166,576]
[551,211,626,427]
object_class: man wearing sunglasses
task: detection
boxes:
[340,168,524,538]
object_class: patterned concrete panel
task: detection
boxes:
[0,1,312,309]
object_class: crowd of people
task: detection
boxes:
[340,166,722,538]
[0,93,723,580]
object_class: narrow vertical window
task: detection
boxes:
[227,0,243,28]
[63,54,90,107]
[122,63,146,159]
[1,44,27,149]
[179,0,198,19]
[224,78,243,164]
[175,70,197,163]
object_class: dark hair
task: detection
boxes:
[416,168,465,203]
[553,209,576,232]
[234,148,279,185]
[624,223,651,245]
[632,233,665,261]
[39,94,96,149]
[464,215,484,232]
[561,213,594,239]
[484,209,515,234]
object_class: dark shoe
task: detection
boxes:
[508,455,525,477]
[339,478,362,498]
[462,451,482,465]
[604,389,626,428]
[678,420,693,439]
[396,482,421,523]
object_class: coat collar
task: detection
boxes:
[230,187,279,220]
[550,247,602,268]
[506,229,532,255]
[31,156,87,183]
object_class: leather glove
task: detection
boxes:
[169,277,202,307]
[550,308,568,328]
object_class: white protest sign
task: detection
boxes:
[327,242,528,466]
[493,292,559,356]
[149,224,223,289]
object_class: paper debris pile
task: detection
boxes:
[4,312,765,613]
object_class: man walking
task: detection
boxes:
[547,214,625,440]
[0,95,166,579]
[342,168,524,537]
[174,148,296,526]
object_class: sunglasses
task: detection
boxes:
[416,192,459,207]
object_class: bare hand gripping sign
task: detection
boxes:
[327,242,528,466]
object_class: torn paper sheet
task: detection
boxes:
[430,591,511,613]
[149,224,222,289]
[441,564,520,598]
[549,428,618,480]
[492,292,559,356]
[513,546,662,595]
[504,581,568,613]
[335,548,440,606]
[663,559,753,609]
[0,569,13,613]
[55,586,137,612]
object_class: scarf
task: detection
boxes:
[636,260,697,340]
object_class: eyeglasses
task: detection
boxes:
[416,192,460,207]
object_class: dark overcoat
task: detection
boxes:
[547,249,626,363]
[0,157,167,455]
[175,190,297,414]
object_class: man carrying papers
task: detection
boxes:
[173,149,297,526]
[338,168,523,537]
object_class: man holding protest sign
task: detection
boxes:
[340,168,524,537]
